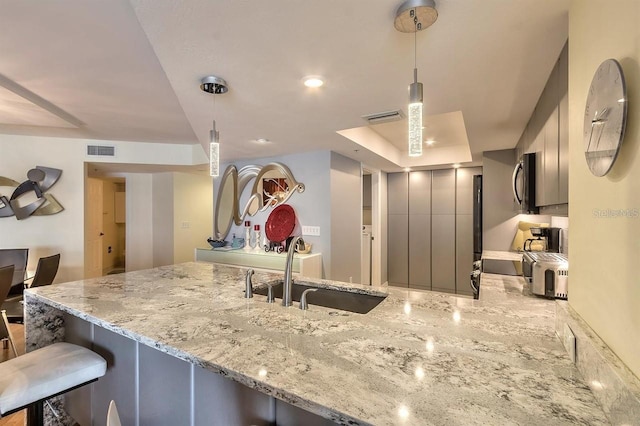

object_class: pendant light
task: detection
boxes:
[200,75,228,177]
[394,0,438,157]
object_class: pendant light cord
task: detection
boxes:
[414,13,417,70]
[413,10,418,83]
[212,90,216,123]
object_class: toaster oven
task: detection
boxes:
[522,252,568,299]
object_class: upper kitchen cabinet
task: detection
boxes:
[517,42,568,207]
[557,43,569,203]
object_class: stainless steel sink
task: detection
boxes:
[253,282,386,314]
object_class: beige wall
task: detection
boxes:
[126,174,154,271]
[173,172,212,264]
[152,173,174,267]
[0,135,86,283]
[569,0,640,377]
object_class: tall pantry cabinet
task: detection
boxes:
[387,167,482,296]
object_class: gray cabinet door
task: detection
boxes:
[431,169,455,215]
[558,42,569,204]
[431,214,455,292]
[409,171,431,215]
[408,171,431,289]
[409,213,431,289]
[388,173,408,215]
[534,128,546,207]
[388,213,408,286]
[388,173,409,287]
[544,106,560,205]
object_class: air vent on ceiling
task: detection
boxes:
[362,109,405,125]
[87,145,115,157]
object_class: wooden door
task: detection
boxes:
[85,177,103,278]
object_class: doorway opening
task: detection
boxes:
[85,172,126,278]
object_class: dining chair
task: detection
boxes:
[2,254,60,324]
[26,254,60,289]
[0,265,18,357]
[0,248,29,297]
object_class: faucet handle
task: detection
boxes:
[299,288,318,310]
[266,283,275,303]
[245,269,255,298]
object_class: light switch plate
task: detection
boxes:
[564,323,576,363]
[302,225,320,236]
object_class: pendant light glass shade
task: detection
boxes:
[209,142,219,177]
[209,121,220,177]
[408,102,423,157]
[408,76,423,157]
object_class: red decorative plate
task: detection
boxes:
[265,204,296,242]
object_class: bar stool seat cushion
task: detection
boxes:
[0,342,107,416]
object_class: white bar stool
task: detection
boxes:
[0,342,107,426]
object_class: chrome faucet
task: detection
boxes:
[283,236,303,307]
[299,288,318,310]
[245,269,254,298]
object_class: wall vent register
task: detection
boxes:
[86,145,115,156]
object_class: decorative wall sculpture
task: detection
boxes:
[0,166,64,220]
[214,163,305,240]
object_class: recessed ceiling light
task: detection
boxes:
[255,138,270,144]
[452,163,461,168]
[303,75,324,88]
[403,167,412,172]
[425,139,435,145]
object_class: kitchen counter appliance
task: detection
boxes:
[522,252,568,299]
[523,227,563,253]
[512,153,538,214]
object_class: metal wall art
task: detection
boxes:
[0,166,64,220]
[214,163,305,240]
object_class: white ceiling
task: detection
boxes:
[0,0,569,172]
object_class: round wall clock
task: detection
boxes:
[583,59,628,177]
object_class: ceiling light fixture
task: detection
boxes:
[256,138,270,144]
[303,75,324,88]
[395,0,438,157]
[425,139,435,145]
[200,75,228,177]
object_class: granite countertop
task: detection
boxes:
[25,263,608,425]
[481,250,523,262]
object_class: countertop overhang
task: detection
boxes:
[25,262,608,425]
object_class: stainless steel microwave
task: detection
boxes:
[512,152,538,214]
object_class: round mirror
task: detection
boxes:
[214,167,237,240]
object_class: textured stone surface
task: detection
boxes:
[556,301,640,425]
[25,263,608,425]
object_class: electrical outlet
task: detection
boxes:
[564,324,576,363]
[181,221,190,229]
[302,225,320,236]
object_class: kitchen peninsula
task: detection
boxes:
[24,262,608,425]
